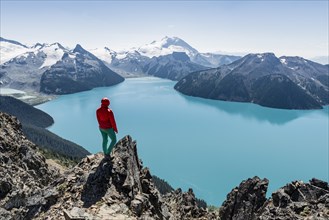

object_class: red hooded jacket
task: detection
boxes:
[96,98,118,132]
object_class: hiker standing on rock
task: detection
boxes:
[96,97,118,156]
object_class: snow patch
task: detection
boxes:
[68,54,76,59]
[0,88,26,95]
[257,54,264,62]
[280,58,287,65]
[137,36,198,58]
[0,41,31,64]
[39,44,65,69]
[89,47,115,64]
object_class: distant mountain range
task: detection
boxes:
[175,53,329,109]
[0,36,239,94]
[1,37,328,109]
[0,39,124,94]
[90,36,240,79]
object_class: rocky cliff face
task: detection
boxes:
[0,112,208,220]
[219,176,329,220]
[0,112,59,219]
[0,112,328,219]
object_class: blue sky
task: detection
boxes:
[1,0,328,59]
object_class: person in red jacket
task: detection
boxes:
[96,97,118,156]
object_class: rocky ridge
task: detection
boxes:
[0,111,328,219]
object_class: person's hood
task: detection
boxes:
[101,97,110,107]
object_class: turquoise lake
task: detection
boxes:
[36,77,329,206]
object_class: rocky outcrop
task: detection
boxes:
[163,188,215,220]
[37,136,171,219]
[257,179,329,219]
[218,176,329,220]
[219,176,269,220]
[0,112,59,219]
[1,111,328,219]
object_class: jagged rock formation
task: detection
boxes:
[219,177,269,220]
[39,136,171,219]
[1,111,328,219]
[218,176,329,220]
[163,188,215,220]
[0,112,209,220]
[257,179,329,219]
[39,136,211,219]
[0,112,59,219]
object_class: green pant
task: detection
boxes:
[99,128,117,155]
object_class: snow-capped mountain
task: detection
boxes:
[0,37,30,64]
[40,44,124,94]
[89,47,117,65]
[89,36,240,74]
[175,53,329,109]
[35,43,67,69]
[136,36,240,67]
[86,36,239,79]
[0,40,69,92]
[0,38,124,94]
[0,37,67,68]
[137,36,199,58]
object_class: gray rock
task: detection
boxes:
[219,176,269,220]
[1,111,328,220]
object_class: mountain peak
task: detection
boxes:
[138,36,199,58]
[73,44,85,53]
[50,42,65,50]
[0,37,28,48]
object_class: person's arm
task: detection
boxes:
[96,110,100,125]
[109,110,118,133]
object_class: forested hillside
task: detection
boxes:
[0,95,90,163]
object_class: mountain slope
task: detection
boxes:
[251,74,322,109]
[0,112,60,219]
[0,95,54,127]
[0,42,69,92]
[40,44,124,94]
[143,52,208,80]
[0,37,29,64]
[175,53,328,109]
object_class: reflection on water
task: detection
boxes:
[179,93,329,125]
